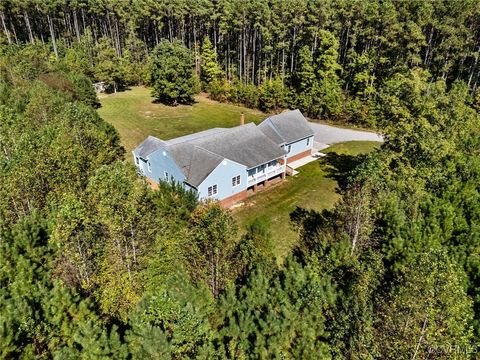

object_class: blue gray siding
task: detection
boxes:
[197,159,247,200]
[283,136,314,158]
[132,134,297,201]
[132,149,186,184]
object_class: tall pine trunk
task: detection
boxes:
[24,11,34,43]
[252,28,256,84]
[47,14,58,58]
[0,12,10,44]
[73,9,81,41]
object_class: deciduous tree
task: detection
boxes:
[149,40,199,105]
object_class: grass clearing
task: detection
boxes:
[98,86,265,152]
[323,141,380,154]
[98,87,380,259]
[232,141,380,260]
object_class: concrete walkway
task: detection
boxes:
[308,122,383,149]
[288,154,321,170]
[286,123,383,172]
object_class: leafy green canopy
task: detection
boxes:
[1,18,480,359]
[292,69,479,357]
[149,40,199,105]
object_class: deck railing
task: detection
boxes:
[247,165,285,186]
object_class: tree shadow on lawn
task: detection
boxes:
[319,152,369,193]
[103,85,133,94]
[284,152,369,258]
[151,97,198,106]
[287,153,366,257]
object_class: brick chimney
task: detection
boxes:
[240,112,245,126]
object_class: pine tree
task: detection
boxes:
[258,76,287,112]
[376,250,473,358]
[200,36,222,90]
[213,259,335,358]
[0,214,124,358]
[315,30,343,117]
[294,45,317,114]
[94,37,124,92]
[188,201,238,297]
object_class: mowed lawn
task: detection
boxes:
[232,141,380,260]
[98,87,379,259]
[98,86,265,152]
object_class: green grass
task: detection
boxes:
[98,86,266,152]
[232,141,380,260]
[98,87,380,259]
[323,141,381,155]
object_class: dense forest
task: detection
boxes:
[1,1,480,359]
[1,0,480,123]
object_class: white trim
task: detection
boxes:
[285,134,315,144]
[246,156,285,171]
[147,161,152,172]
[208,184,218,197]
[232,175,241,187]
[183,180,198,190]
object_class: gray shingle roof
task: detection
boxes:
[133,120,290,187]
[134,136,166,158]
[189,123,286,169]
[258,121,285,145]
[185,147,224,187]
[167,143,223,187]
[259,109,314,144]
[165,128,228,145]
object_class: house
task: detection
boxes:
[258,109,315,164]
[133,109,315,207]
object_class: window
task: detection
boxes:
[287,145,291,153]
[164,171,169,180]
[147,161,152,172]
[306,137,310,146]
[232,175,241,187]
[208,184,218,197]
[135,157,139,165]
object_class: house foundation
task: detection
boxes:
[219,190,249,208]
[145,177,159,190]
[286,149,312,164]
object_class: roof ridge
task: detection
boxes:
[265,117,287,142]
[165,127,230,146]
[186,145,224,186]
[193,144,224,160]
[183,144,195,179]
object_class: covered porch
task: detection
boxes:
[247,160,286,187]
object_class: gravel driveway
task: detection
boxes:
[308,122,383,150]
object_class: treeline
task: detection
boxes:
[2,3,480,357]
[2,39,480,358]
[1,0,480,123]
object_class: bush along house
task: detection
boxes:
[133,109,315,207]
